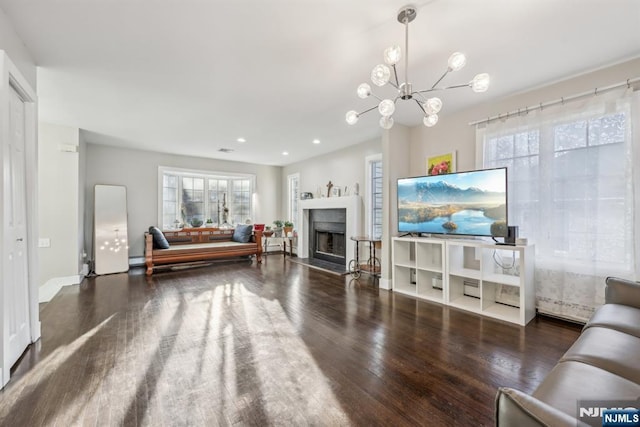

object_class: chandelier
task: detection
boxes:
[346,5,490,129]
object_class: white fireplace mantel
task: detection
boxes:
[298,195,362,266]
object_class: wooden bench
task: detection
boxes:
[145,227,262,275]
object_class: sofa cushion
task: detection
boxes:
[149,226,170,249]
[560,326,640,384]
[496,387,583,427]
[583,303,640,338]
[605,276,640,308]
[232,224,253,243]
[533,361,640,420]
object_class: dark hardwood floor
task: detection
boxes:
[0,256,582,426]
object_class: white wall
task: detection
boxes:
[84,143,282,258]
[410,57,640,175]
[380,125,411,289]
[37,123,81,287]
[0,8,36,90]
[281,137,381,224]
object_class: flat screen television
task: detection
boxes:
[397,167,508,237]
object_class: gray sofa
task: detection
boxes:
[495,277,640,426]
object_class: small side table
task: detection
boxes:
[283,236,296,257]
[349,236,381,280]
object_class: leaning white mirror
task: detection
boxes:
[94,185,129,275]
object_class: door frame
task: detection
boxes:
[0,51,40,388]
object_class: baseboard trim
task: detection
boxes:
[39,274,82,303]
[379,278,391,290]
[129,256,145,267]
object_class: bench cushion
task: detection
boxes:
[153,241,254,256]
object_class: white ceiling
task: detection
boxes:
[1,0,639,166]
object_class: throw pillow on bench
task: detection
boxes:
[149,226,170,249]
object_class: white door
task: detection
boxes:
[4,86,31,368]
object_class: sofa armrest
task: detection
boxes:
[605,276,640,308]
[495,387,586,427]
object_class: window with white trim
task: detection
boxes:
[366,154,383,239]
[287,173,300,229]
[159,168,254,228]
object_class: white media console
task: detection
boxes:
[392,236,535,325]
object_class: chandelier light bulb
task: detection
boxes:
[345,110,359,125]
[383,45,401,65]
[424,97,443,115]
[357,83,371,99]
[471,73,491,92]
[378,99,395,117]
[448,52,467,71]
[423,114,439,127]
[371,64,391,87]
[379,116,394,129]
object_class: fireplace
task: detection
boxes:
[298,196,362,269]
[312,222,346,263]
[309,209,346,265]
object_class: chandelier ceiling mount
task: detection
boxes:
[346,5,490,130]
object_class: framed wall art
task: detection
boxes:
[427,151,456,175]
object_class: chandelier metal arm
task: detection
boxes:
[357,105,379,116]
[403,16,409,86]
[443,83,472,90]
[430,69,450,90]
[392,64,400,87]
[414,99,427,116]
[415,83,470,95]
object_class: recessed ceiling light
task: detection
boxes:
[236,137,246,143]
[313,139,320,144]
[282,151,289,156]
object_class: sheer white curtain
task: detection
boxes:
[477,88,639,322]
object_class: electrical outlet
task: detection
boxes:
[38,238,51,248]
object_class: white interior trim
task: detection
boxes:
[0,50,40,389]
[39,275,82,304]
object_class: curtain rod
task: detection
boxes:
[469,77,640,127]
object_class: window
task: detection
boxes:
[287,173,299,228]
[483,111,630,268]
[366,154,383,239]
[159,167,254,228]
[479,89,637,321]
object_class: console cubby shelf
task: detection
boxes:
[391,237,535,325]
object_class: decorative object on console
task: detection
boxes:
[300,192,314,200]
[326,181,333,197]
[345,5,490,129]
[273,220,284,237]
[190,218,203,228]
[283,221,294,237]
[332,187,341,197]
[353,182,359,196]
[427,151,456,175]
